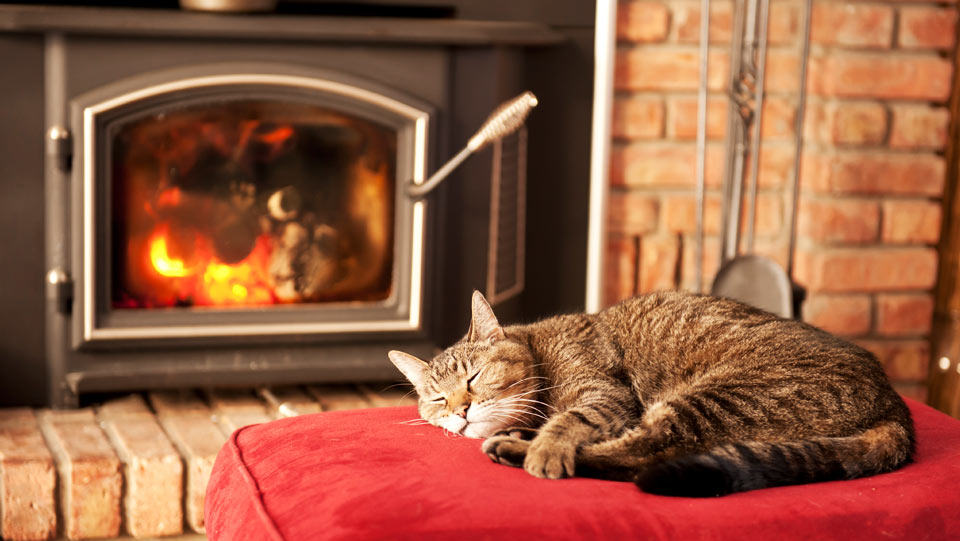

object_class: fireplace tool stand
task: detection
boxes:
[695,0,812,318]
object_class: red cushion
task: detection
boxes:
[205,398,960,541]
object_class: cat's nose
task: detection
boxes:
[454,403,469,418]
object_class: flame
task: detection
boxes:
[149,228,193,278]
[147,223,275,307]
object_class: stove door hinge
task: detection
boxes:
[46,268,74,315]
[47,126,73,173]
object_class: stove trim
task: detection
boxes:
[72,67,430,346]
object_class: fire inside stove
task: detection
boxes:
[111,100,397,309]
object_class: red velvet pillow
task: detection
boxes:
[205,398,960,541]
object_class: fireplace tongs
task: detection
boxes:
[406,91,538,199]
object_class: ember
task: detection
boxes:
[111,100,396,309]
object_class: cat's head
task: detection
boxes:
[388,291,540,438]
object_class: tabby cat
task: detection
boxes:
[388,290,914,497]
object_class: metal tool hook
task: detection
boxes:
[406,91,538,199]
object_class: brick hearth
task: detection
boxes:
[608,0,958,402]
[0,385,415,540]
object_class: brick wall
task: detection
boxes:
[608,0,958,400]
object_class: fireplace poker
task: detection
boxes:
[406,91,538,199]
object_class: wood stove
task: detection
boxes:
[0,1,599,407]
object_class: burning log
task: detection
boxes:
[266,189,341,303]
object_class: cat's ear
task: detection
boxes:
[468,290,506,343]
[388,350,429,389]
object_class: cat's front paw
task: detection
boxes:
[491,426,539,441]
[482,435,530,468]
[524,437,576,479]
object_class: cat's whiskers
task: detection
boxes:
[380,382,415,392]
[509,383,564,400]
[501,396,556,411]
[398,418,431,426]
[502,375,548,392]
[490,411,529,427]
[495,403,549,424]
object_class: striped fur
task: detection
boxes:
[389,290,915,496]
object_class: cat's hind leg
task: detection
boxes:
[572,399,715,481]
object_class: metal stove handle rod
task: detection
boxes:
[407,91,538,199]
[694,0,712,293]
[786,0,813,278]
[743,0,771,253]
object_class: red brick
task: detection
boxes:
[673,96,725,140]
[745,201,780,240]
[38,410,122,540]
[605,235,638,306]
[616,143,721,188]
[804,101,887,146]
[899,7,957,50]
[669,96,794,141]
[0,409,56,541]
[753,238,791,270]
[681,235,719,292]
[674,0,799,45]
[615,48,728,91]
[618,143,791,189]
[808,52,953,102]
[610,143,627,187]
[613,96,664,139]
[617,1,670,43]
[797,198,879,243]
[664,194,722,235]
[663,193,782,236]
[763,50,803,93]
[794,247,938,292]
[882,199,943,244]
[801,294,872,336]
[757,98,798,141]
[857,339,930,383]
[801,152,945,196]
[889,104,950,149]
[638,234,680,292]
[811,3,894,48]
[745,144,795,189]
[876,293,934,336]
[668,96,727,140]
[608,192,659,234]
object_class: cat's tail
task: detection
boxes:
[633,420,914,497]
